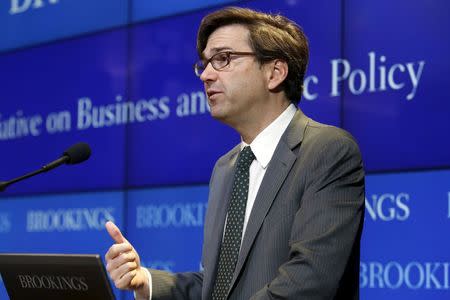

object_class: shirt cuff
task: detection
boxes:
[133,268,152,300]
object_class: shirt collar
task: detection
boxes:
[241,104,297,169]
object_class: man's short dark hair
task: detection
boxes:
[197,7,309,104]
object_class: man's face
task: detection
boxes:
[200,24,269,127]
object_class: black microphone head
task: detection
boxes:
[63,142,91,165]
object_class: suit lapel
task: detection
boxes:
[228,110,309,294]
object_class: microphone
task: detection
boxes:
[0,142,91,192]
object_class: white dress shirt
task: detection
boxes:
[240,103,296,240]
[142,104,297,300]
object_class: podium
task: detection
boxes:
[0,253,115,300]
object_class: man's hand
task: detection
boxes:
[105,221,149,298]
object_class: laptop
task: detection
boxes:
[0,253,115,300]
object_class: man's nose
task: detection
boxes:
[200,62,218,82]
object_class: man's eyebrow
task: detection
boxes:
[202,47,234,59]
[211,47,233,53]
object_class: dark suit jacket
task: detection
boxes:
[149,109,365,300]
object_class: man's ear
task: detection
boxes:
[267,59,288,91]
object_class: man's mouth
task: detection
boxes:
[207,90,222,99]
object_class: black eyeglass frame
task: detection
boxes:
[193,51,256,77]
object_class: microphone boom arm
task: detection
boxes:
[0,142,90,192]
[0,156,69,192]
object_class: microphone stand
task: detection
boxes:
[0,156,68,192]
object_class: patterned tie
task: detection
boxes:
[212,146,255,300]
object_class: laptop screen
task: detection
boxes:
[0,253,115,300]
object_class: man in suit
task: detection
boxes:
[105,7,365,300]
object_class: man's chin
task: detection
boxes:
[210,109,231,123]
[209,106,222,118]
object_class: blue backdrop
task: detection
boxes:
[1,0,449,299]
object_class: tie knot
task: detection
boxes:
[238,146,255,169]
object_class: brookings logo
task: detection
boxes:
[448,192,450,219]
[9,0,59,15]
[136,202,207,229]
[365,193,410,221]
[361,261,450,290]
[26,207,115,232]
[17,274,88,291]
[0,213,12,233]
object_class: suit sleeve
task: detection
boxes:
[251,129,365,299]
[148,270,203,300]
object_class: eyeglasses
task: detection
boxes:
[194,51,255,77]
